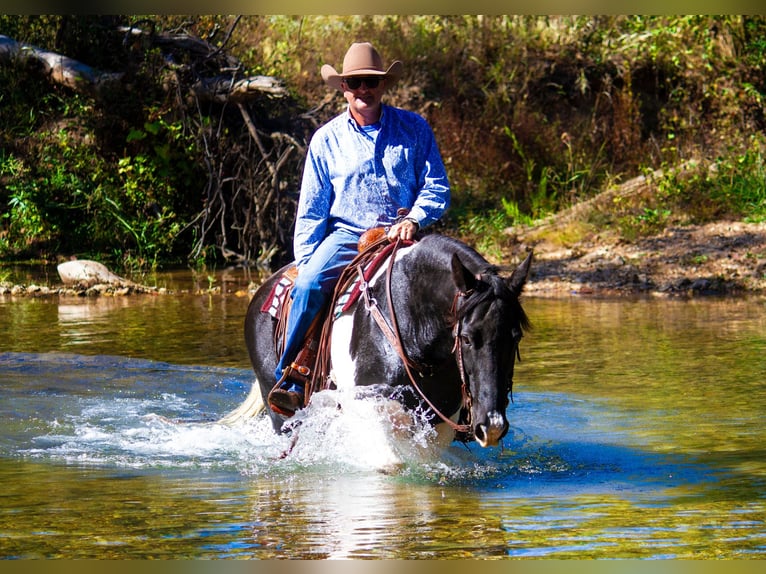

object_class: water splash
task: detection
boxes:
[2,352,705,492]
[2,352,482,476]
[20,384,486,477]
[269,387,451,470]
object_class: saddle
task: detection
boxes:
[260,227,409,407]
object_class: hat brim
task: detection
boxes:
[321,61,403,91]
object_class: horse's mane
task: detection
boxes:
[421,235,531,333]
[463,273,531,334]
[425,234,493,274]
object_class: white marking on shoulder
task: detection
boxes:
[366,243,416,289]
[330,309,356,391]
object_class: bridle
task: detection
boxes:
[450,289,474,429]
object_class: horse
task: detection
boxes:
[241,233,532,448]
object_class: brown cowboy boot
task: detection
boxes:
[268,360,312,415]
[268,377,304,415]
[268,315,322,416]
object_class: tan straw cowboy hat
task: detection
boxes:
[321,42,403,91]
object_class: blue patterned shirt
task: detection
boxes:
[294,104,450,266]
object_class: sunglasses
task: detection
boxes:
[343,76,382,90]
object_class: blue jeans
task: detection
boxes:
[274,228,360,385]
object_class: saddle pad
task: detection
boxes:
[334,240,410,317]
[262,240,413,320]
[333,289,354,319]
[260,266,298,318]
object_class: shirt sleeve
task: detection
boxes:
[293,141,331,267]
[408,118,450,228]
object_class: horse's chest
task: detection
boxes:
[329,304,404,390]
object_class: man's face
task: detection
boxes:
[342,76,386,119]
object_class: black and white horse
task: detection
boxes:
[241,234,532,448]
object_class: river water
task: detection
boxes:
[0,267,764,558]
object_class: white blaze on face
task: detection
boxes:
[329,244,417,390]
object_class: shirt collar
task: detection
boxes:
[345,104,387,130]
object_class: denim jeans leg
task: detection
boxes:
[274,229,359,382]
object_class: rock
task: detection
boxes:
[690,278,711,292]
[57,260,131,287]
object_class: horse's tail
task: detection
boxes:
[217,382,265,425]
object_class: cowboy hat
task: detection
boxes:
[321,42,403,91]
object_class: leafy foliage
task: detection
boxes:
[1,15,765,270]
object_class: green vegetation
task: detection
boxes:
[0,16,207,270]
[1,15,765,272]
[605,134,766,241]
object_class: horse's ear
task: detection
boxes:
[507,251,533,296]
[451,253,477,294]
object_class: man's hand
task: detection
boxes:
[387,218,419,242]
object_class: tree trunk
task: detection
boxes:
[0,34,122,95]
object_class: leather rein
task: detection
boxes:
[358,238,472,434]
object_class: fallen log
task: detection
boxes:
[0,34,122,95]
[0,32,286,102]
[191,75,287,103]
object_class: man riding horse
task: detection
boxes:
[268,42,451,416]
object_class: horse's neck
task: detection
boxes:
[393,255,456,351]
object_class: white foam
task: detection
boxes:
[23,389,467,474]
[280,388,443,471]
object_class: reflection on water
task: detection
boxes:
[1,291,253,368]
[518,298,766,474]
[1,279,765,558]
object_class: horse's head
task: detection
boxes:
[450,251,532,447]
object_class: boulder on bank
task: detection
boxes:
[57,260,133,288]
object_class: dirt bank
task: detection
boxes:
[509,220,766,297]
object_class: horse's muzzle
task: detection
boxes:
[473,411,508,447]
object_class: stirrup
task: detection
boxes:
[283,362,311,386]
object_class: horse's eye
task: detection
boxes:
[461,334,472,347]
